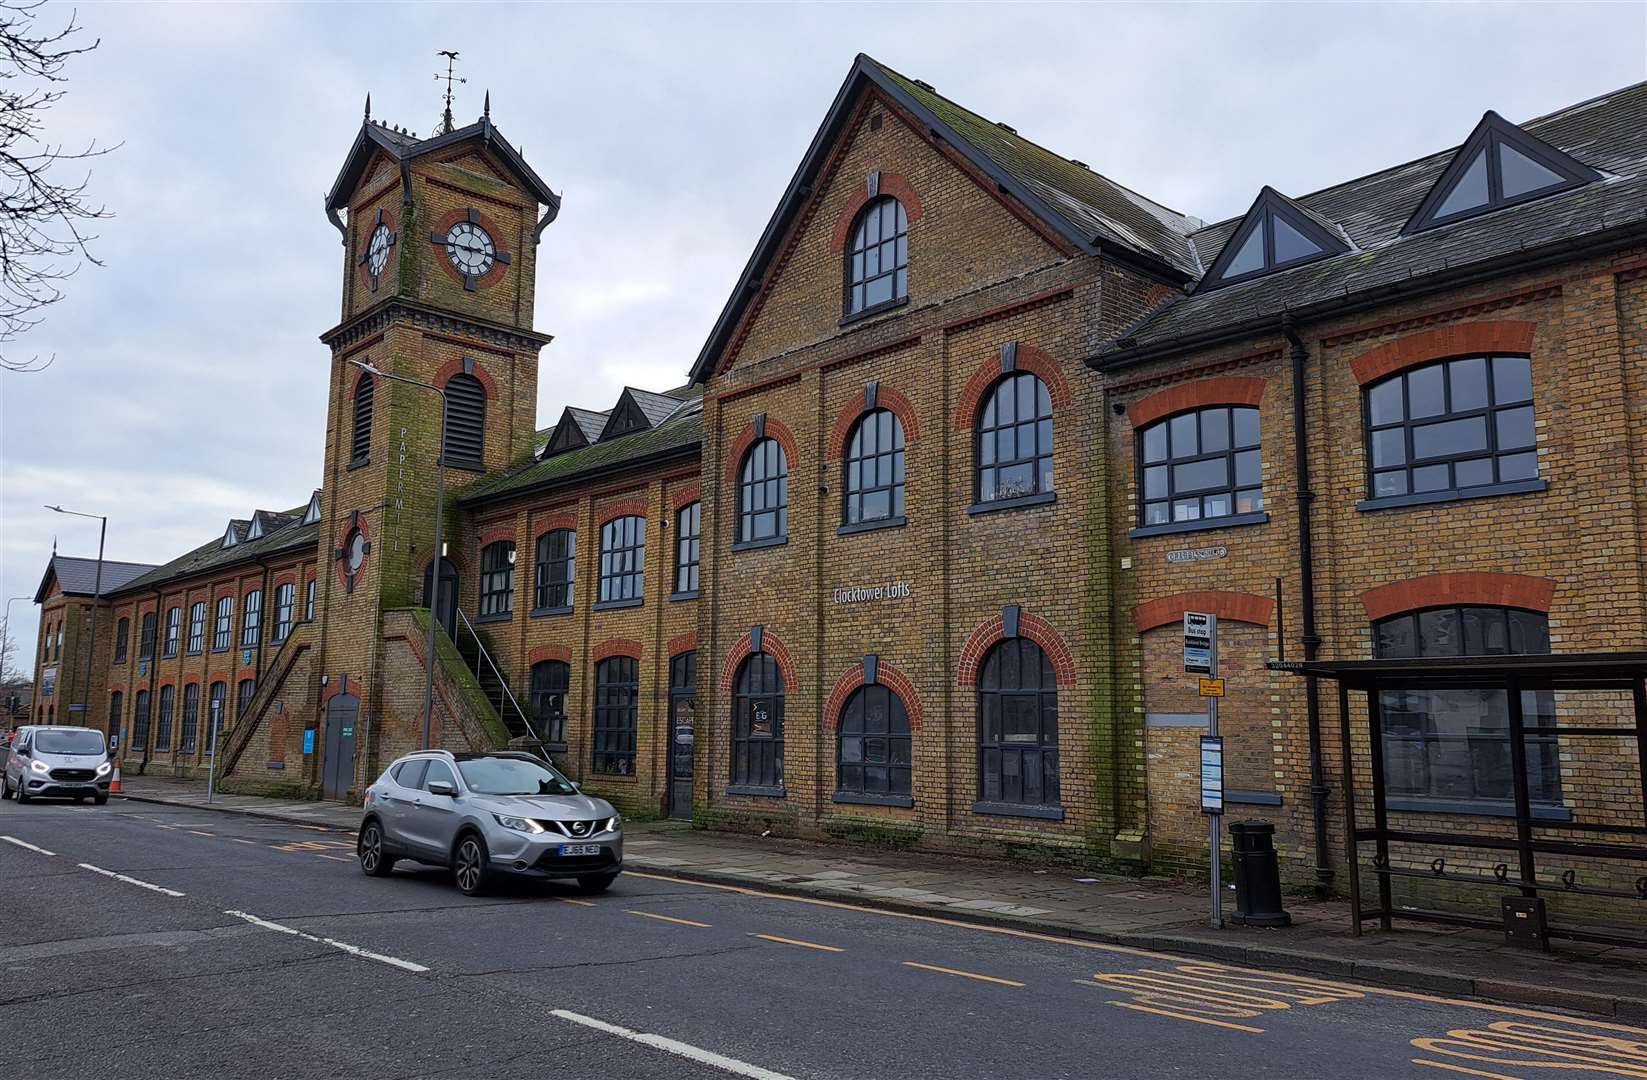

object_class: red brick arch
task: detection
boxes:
[724,415,801,485]
[1135,590,1275,634]
[348,368,377,400]
[668,631,698,657]
[718,628,800,694]
[1359,573,1556,622]
[433,357,498,399]
[1129,376,1268,429]
[269,573,298,592]
[952,345,1072,431]
[671,482,703,511]
[532,511,578,541]
[1349,321,1536,386]
[594,638,644,663]
[598,498,649,527]
[956,611,1077,689]
[320,673,360,707]
[476,524,516,548]
[827,384,921,462]
[528,644,572,666]
[829,172,926,255]
[824,659,924,731]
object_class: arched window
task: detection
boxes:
[187,602,206,654]
[844,197,907,316]
[351,372,374,465]
[977,637,1059,810]
[241,590,262,647]
[598,516,645,604]
[731,653,784,792]
[1365,356,1538,500]
[163,606,181,658]
[1138,406,1262,526]
[976,373,1052,504]
[1374,605,1560,809]
[478,541,515,618]
[108,690,123,736]
[305,579,316,622]
[113,617,129,664]
[442,372,486,468]
[273,583,296,641]
[593,656,637,775]
[843,409,906,526]
[236,678,256,722]
[535,529,575,611]
[154,684,175,753]
[674,502,700,595]
[837,683,912,802]
[208,681,227,736]
[132,689,151,750]
[530,660,569,746]
[180,683,200,755]
[737,438,788,545]
[213,596,233,651]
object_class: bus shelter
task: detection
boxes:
[1270,652,1647,950]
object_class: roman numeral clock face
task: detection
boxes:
[356,209,397,291]
[432,209,511,291]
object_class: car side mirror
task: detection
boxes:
[426,780,456,797]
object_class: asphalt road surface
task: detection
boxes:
[3,798,1644,1080]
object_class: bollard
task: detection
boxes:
[1229,820,1292,927]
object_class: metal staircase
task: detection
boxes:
[451,607,546,756]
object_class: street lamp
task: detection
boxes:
[44,505,107,738]
[348,359,446,751]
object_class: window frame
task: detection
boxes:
[305,579,315,622]
[241,590,262,648]
[1136,405,1264,529]
[236,678,256,722]
[154,683,175,753]
[597,516,645,608]
[162,606,181,658]
[213,596,233,652]
[180,682,200,755]
[842,409,906,531]
[207,681,227,736]
[735,438,788,548]
[534,529,575,613]
[478,541,515,620]
[272,583,296,642]
[974,373,1054,510]
[132,689,151,750]
[113,617,129,664]
[592,656,637,776]
[843,196,909,318]
[975,637,1062,819]
[730,652,785,795]
[673,502,700,597]
[186,602,206,655]
[834,683,913,807]
[529,660,570,748]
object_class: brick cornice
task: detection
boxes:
[829,172,925,255]
[320,296,551,353]
[1135,590,1275,633]
[527,644,572,667]
[724,415,801,485]
[956,611,1076,689]
[719,628,799,694]
[828,384,920,462]
[824,659,924,731]
[1129,376,1267,429]
[594,637,644,663]
[952,344,1072,432]
[1348,320,1537,386]
[1359,573,1556,623]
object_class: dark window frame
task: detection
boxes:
[1137,405,1263,527]
[236,678,256,722]
[598,516,645,606]
[976,637,1061,813]
[273,583,296,642]
[592,656,637,776]
[186,601,206,655]
[207,681,227,737]
[180,682,200,754]
[674,502,700,596]
[534,528,575,612]
[529,659,569,747]
[731,653,785,793]
[975,373,1053,506]
[154,683,175,753]
[736,438,788,546]
[213,596,233,652]
[843,409,906,528]
[1403,114,1600,235]
[836,683,912,804]
[241,590,262,649]
[844,196,909,317]
[113,617,129,664]
[162,606,181,658]
[305,579,315,622]
[132,689,151,750]
[478,541,515,619]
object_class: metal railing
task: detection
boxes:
[453,606,547,759]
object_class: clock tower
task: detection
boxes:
[312,93,559,756]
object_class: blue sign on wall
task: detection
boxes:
[303,729,316,755]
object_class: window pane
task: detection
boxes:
[1371,428,1406,468]
[1142,465,1167,500]
[1222,226,1264,277]
[1407,365,1444,419]
[1234,449,1261,487]
[1412,463,1450,492]
[1172,498,1200,521]
[1199,408,1229,453]
[1448,358,1488,412]
[1454,457,1494,488]
[1492,357,1533,404]
[1368,380,1404,426]
[1498,141,1565,198]
[1144,501,1168,525]
[1168,413,1198,456]
[1418,608,1462,656]
[1412,416,1487,460]
[1231,407,1260,449]
[1435,148,1489,218]
[1271,213,1323,263]
[1495,405,1535,450]
[1172,457,1227,493]
[1497,451,1538,482]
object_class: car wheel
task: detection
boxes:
[577,872,619,894]
[358,821,395,877]
[0,774,10,799]
[452,834,489,896]
[15,781,29,804]
[94,793,109,806]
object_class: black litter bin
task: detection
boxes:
[1229,820,1292,927]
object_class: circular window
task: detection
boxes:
[346,531,367,574]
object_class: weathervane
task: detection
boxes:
[435,50,465,135]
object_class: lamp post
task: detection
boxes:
[44,505,107,739]
[3,596,29,727]
[348,359,446,751]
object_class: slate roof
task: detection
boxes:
[627,387,687,428]
[463,397,703,506]
[110,502,321,598]
[34,557,159,604]
[1104,80,1647,361]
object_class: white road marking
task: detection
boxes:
[549,1008,796,1080]
[77,862,186,897]
[223,909,429,973]
[1,835,56,856]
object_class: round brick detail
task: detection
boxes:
[1359,573,1556,622]
[1134,590,1275,633]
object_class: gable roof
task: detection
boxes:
[111,500,322,598]
[687,53,1202,385]
[1194,185,1352,293]
[540,405,610,457]
[34,557,160,604]
[1101,79,1647,364]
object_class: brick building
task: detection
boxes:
[29,58,1646,899]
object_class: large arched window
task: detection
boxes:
[844,196,908,316]
[241,590,262,647]
[108,690,123,737]
[1374,605,1560,810]
[737,438,788,545]
[273,583,296,641]
[132,689,151,750]
[843,409,905,527]
[187,602,206,654]
[213,596,233,652]
[113,617,129,664]
[1138,406,1262,526]
[442,372,486,468]
[478,541,515,619]
[154,684,176,753]
[976,373,1052,505]
[731,653,784,792]
[351,372,374,465]
[529,660,569,746]
[593,656,637,775]
[1365,356,1538,500]
[598,516,645,604]
[180,683,200,755]
[207,681,227,737]
[977,637,1060,811]
[535,529,575,611]
[837,683,912,803]
[236,678,257,722]
[674,503,700,595]
[163,606,181,658]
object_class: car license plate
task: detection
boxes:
[559,844,601,857]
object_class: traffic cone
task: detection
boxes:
[109,759,122,795]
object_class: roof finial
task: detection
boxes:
[364,93,371,122]
[483,90,491,120]
[435,49,465,136]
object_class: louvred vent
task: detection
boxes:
[442,373,486,467]
[351,375,374,463]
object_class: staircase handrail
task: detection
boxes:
[453,605,548,759]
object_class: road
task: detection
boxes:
[2,798,1644,1080]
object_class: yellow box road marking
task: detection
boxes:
[557,898,596,908]
[1108,1000,1264,1034]
[751,933,844,953]
[902,961,1022,988]
[626,910,711,928]
[1412,1060,1526,1080]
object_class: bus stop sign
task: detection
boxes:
[1184,612,1214,674]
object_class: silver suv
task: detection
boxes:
[358,750,623,896]
[2,725,112,804]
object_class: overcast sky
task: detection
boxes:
[1,0,1643,672]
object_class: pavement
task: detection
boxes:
[113,774,1647,1024]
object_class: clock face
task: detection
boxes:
[445,221,496,278]
[346,531,367,574]
[367,224,392,278]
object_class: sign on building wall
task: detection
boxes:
[832,581,912,606]
[1166,545,1228,565]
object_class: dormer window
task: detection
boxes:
[1403,111,1599,234]
[1198,187,1349,292]
[222,523,240,549]
[246,514,265,541]
[301,491,322,526]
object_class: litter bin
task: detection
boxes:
[1229,820,1292,927]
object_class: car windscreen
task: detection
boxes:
[34,729,105,755]
[456,757,577,796]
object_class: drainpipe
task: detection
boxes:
[1282,313,1333,895]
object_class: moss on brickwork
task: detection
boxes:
[821,816,923,849]
[692,805,801,838]
[403,607,512,748]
